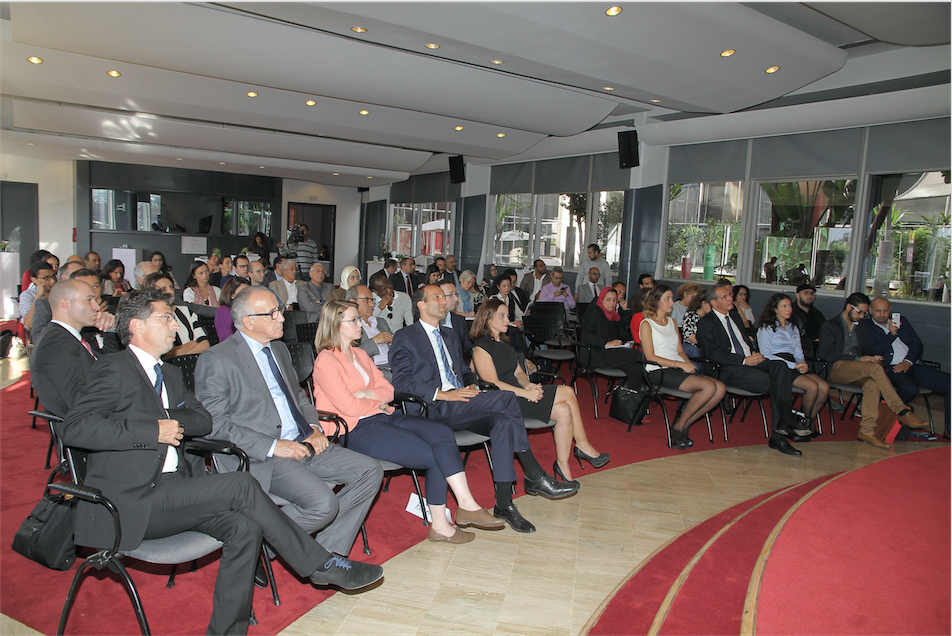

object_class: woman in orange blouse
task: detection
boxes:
[312,299,503,543]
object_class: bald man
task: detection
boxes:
[31,280,103,418]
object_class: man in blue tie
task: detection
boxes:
[389,285,577,533]
[194,287,382,557]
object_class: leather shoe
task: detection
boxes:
[455,507,505,530]
[427,527,475,544]
[254,559,269,588]
[524,473,578,499]
[309,554,384,590]
[858,432,890,449]
[768,433,802,457]
[493,503,536,533]
[897,410,929,429]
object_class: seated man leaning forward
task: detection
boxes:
[389,284,578,534]
[195,287,383,557]
[62,289,382,636]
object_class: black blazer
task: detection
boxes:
[31,322,97,418]
[696,309,757,368]
[390,272,420,295]
[510,286,530,313]
[62,348,212,550]
[817,314,872,364]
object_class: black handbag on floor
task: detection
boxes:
[12,488,78,571]
[609,380,651,428]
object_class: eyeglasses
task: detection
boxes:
[35,275,55,281]
[443,292,459,299]
[249,304,285,320]
[341,317,361,325]
[147,313,176,323]
[850,305,867,316]
[355,296,374,302]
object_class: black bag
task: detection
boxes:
[12,490,78,570]
[0,330,12,358]
[609,381,651,428]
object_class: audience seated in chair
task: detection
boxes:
[346,285,394,381]
[579,287,642,384]
[269,257,308,309]
[369,270,414,331]
[141,272,210,358]
[300,263,334,322]
[215,276,251,342]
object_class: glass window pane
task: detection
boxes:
[238,201,272,236]
[91,189,114,230]
[420,202,452,257]
[222,199,235,235]
[598,191,624,273]
[492,193,532,266]
[863,172,950,302]
[665,182,743,282]
[752,180,856,289]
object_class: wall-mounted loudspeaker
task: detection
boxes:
[449,155,466,184]
[617,130,639,169]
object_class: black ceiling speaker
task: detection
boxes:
[617,130,639,169]
[449,155,466,183]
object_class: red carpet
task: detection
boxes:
[0,369,931,635]
[756,447,951,636]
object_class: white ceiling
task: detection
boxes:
[1,2,948,186]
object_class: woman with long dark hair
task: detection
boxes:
[732,284,755,329]
[471,299,608,484]
[183,260,221,307]
[148,251,176,287]
[420,264,441,289]
[100,259,132,297]
[757,293,829,427]
[214,276,250,340]
[640,285,725,449]
[247,232,270,261]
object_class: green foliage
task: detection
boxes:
[596,192,624,248]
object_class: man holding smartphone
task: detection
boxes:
[866,296,950,439]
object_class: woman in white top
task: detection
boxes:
[756,293,829,428]
[492,273,524,323]
[639,284,726,450]
[732,285,755,330]
[182,260,221,307]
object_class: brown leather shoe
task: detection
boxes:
[427,527,475,544]
[455,507,505,530]
[898,410,929,429]
[858,432,890,449]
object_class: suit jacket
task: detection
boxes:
[62,348,212,550]
[577,281,602,304]
[817,314,872,364]
[696,309,758,368]
[268,279,308,306]
[510,286,530,313]
[390,320,476,408]
[31,322,98,418]
[32,300,121,356]
[298,281,335,322]
[312,348,393,431]
[194,333,321,492]
[356,316,392,361]
[519,272,551,299]
[864,317,923,366]
[390,271,420,295]
[441,311,474,358]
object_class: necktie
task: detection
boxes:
[81,338,96,359]
[153,363,164,399]
[431,329,463,389]
[405,274,411,291]
[262,347,314,442]
[725,315,746,356]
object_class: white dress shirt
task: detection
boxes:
[127,344,178,473]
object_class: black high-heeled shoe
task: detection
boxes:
[669,427,689,450]
[553,461,580,487]
[573,446,610,469]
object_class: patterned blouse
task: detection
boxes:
[681,310,701,340]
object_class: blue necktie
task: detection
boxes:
[153,363,163,399]
[262,346,314,442]
[431,329,463,389]
[725,315,746,356]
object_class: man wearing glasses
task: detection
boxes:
[195,287,382,557]
[19,260,57,330]
[346,285,394,380]
[817,292,929,448]
[439,280,473,360]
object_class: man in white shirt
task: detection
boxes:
[369,270,414,331]
[269,258,307,309]
[347,285,394,379]
[444,255,461,288]
[575,244,612,300]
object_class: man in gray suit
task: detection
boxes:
[299,263,334,322]
[346,285,394,380]
[195,287,382,556]
[268,258,308,309]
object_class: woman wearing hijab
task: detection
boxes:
[579,286,643,385]
[329,265,361,302]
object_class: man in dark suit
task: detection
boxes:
[62,289,383,636]
[440,280,473,360]
[389,285,577,534]
[32,268,120,354]
[696,283,805,456]
[504,269,530,315]
[195,287,382,556]
[390,257,420,294]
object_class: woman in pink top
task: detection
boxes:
[311,299,503,544]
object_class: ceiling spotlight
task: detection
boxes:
[766,66,780,73]
[27,56,42,64]
[720,49,735,57]
[80,148,87,152]
[425,43,440,49]
[606,6,622,16]
[603,86,615,91]
[351,26,367,33]
[107,70,121,78]
[246,91,258,97]
[175,157,183,161]
[25,142,34,146]
[455,126,464,131]
[367,176,373,179]
[332,172,340,176]
[650,99,661,103]
[359,110,370,115]
[305,100,316,106]
[496,133,506,138]
[490,59,504,65]
[219,162,226,165]
[259,166,265,169]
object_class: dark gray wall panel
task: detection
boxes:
[490,162,534,194]
[669,140,748,183]
[750,129,864,178]
[457,194,486,275]
[866,118,951,173]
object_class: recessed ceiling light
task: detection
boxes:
[490,59,504,65]
[107,70,121,78]
[351,26,367,33]
[80,148,87,152]
[766,66,780,73]
[606,6,622,16]
[720,49,735,58]
[496,133,506,138]
[359,110,370,115]
[219,162,226,165]
[650,99,661,103]
[27,56,42,64]
[25,142,34,146]
[332,172,340,176]
[367,176,373,179]
[175,157,183,161]
[259,166,265,169]
[455,126,464,131]
[603,86,614,91]
[246,91,258,98]
[425,43,440,49]
[305,100,317,106]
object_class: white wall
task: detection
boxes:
[0,154,75,258]
[282,179,361,278]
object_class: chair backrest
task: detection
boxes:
[164,353,202,393]
[294,321,320,349]
[281,310,308,343]
[529,301,563,316]
[285,342,316,384]
[520,313,560,345]
[195,314,219,346]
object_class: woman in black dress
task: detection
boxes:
[471,299,608,485]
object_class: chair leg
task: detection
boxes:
[409,470,429,526]
[740,399,753,423]
[58,560,95,636]
[45,434,56,470]
[721,403,730,442]
[659,397,672,446]
[589,375,599,419]
[757,398,768,438]
[360,524,371,555]
[383,474,392,493]
[262,544,281,605]
[166,563,179,588]
[32,395,39,428]
[923,394,935,434]
[109,558,151,635]
[705,412,713,444]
